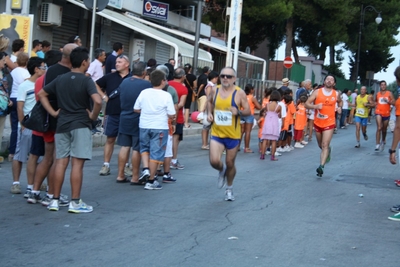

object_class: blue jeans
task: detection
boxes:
[139,128,168,162]
[340,109,349,127]
[8,97,18,154]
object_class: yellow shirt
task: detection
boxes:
[31,50,38,57]
[355,94,369,118]
[211,87,241,139]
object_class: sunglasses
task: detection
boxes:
[38,64,48,70]
[219,74,234,79]
[118,55,129,61]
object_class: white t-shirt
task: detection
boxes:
[278,101,287,118]
[134,88,175,129]
[17,80,36,116]
[342,93,349,109]
[10,54,17,63]
[10,67,30,98]
[86,59,104,82]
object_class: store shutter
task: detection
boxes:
[111,23,131,57]
[52,15,80,50]
[155,41,171,65]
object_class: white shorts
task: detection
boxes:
[164,135,173,158]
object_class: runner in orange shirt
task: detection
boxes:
[305,75,342,177]
[372,80,395,152]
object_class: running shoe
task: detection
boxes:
[170,161,185,170]
[218,165,227,189]
[24,189,32,198]
[59,194,70,207]
[10,184,21,194]
[144,180,163,190]
[27,192,41,204]
[124,166,132,176]
[294,142,304,148]
[47,199,59,211]
[68,199,93,213]
[355,142,360,148]
[316,166,324,177]
[391,205,400,213]
[138,169,150,183]
[388,212,400,221]
[375,144,380,152]
[379,141,385,152]
[162,173,176,183]
[326,146,332,164]
[225,189,235,201]
[99,165,110,176]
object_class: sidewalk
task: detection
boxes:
[0,114,204,152]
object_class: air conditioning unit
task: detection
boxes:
[39,3,62,26]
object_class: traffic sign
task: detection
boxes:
[283,56,293,69]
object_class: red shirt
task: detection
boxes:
[32,75,46,136]
[169,80,188,124]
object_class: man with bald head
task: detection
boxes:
[26,43,78,206]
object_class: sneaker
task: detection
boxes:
[363,132,368,140]
[289,145,295,151]
[218,165,227,189]
[388,212,400,221]
[27,192,42,204]
[316,166,324,177]
[390,205,400,213]
[59,194,70,207]
[294,142,304,148]
[68,199,93,213]
[283,145,291,152]
[124,166,132,176]
[41,195,52,206]
[375,144,380,152]
[333,128,338,134]
[170,161,185,170]
[144,180,163,190]
[99,165,110,176]
[340,126,346,129]
[265,149,271,155]
[10,184,21,194]
[225,189,235,201]
[367,122,372,125]
[326,146,332,164]
[379,141,385,152]
[138,169,150,183]
[276,147,285,153]
[274,151,282,156]
[355,142,360,148]
[162,173,176,183]
[47,199,59,211]
[24,189,32,198]
[301,141,308,145]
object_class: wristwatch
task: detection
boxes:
[388,149,396,154]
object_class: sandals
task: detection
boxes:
[201,145,210,150]
[270,156,278,161]
[244,148,254,153]
[116,178,129,183]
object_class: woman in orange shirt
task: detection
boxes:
[240,84,261,153]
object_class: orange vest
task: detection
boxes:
[294,103,307,130]
[375,91,391,117]
[314,88,337,128]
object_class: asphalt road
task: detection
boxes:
[1,122,399,267]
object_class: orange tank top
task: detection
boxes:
[314,88,337,128]
[375,91,391,117]
[246,94,255,115]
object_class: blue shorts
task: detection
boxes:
[117,132,140,151]
[355,116,368,126]
[103,115,120,137]
[210,136,240,150]
[376,114,390,121]
[30,134,45,156]
[139,128,168,163]
[240,114,254,124]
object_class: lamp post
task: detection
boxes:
[354,5,382,88]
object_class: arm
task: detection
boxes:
[234,90,250,116]
[206,87,216,122]
[5,55,16,71]
[197,83,205,95]
[38,89,59,118]
[95,83,108,102]
[17,101,25,123]
[390,114,400,164]
[89,93,102,121]
[305,90,321,110]
[177,95,187,110]
[252,96,262,110]
[389,92,396,105]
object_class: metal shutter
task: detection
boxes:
[111,23,131,57]
[52,15,79,50]
[155,41,171,65]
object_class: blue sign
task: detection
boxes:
[142,1,169,21]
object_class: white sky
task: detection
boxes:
[277,32,400,84]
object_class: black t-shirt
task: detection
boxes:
[119,77,151,135]
[44,63,71,130]
[96,72,130,115]
[197,73,208,97]
[105,54,117,74]
[43,72,97,133]
[184,73,196,96]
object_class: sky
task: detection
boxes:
[277,32,400,85]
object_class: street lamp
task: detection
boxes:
[354,5,382,87]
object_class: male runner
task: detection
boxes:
[206,67,250,201]
[305,75,342,177]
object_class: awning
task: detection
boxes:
[66,0,214,68]
[114,13,267,80]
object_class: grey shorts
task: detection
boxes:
[14,127,32,163]
[55,128,92,160]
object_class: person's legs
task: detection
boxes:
[375,115,382,146]
[244,123,253,151]
[225,145,239,187]
[26,154,39,186]
[130,150,141,183]
[340,109,348,127]
[117,146,130,180]
[0,116,6,161]
[320,129,334,166]
[382,119,389,143]
[355,122,361,143]
[70,157,85,199]
[52,157,69,198]
[33,142,54,191]
[184,108,190,127]
[270,140,277,160]
[201,129,209,148]
[8,98,18,156]
[308,119,314,140]
[209,138,226,172]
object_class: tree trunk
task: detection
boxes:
[329,45,335,65]
[292,38,299,63]
[318,42,327,61]
[285,18,293,57]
